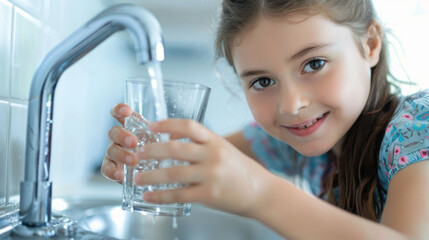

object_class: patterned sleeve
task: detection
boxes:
[379,90,429,182]
[242,122,298,176]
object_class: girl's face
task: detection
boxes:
[232,14,377,157]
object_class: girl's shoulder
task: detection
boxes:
[378,89,429,185]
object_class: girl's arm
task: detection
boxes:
[381,160,429,239]
[223,131,426,239]
[251,160,429,240]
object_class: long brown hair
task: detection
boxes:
[215,0,400,221]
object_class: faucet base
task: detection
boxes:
[19,181,52,227]
[12,224,55,238]
[12,213,79,239]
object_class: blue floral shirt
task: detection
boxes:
[243,89,429,207]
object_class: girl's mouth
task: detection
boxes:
[283,112,329,137]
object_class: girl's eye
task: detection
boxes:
[302,59,326,73]
[250,77,275,90]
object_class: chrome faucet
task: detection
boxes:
[18,3,164,231]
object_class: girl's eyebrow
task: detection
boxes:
[289,42,332,62]
[239,70,270,79]
[239,43,333,79]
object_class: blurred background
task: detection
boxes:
[0,0,428,206]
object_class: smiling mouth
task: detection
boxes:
[286,112,329,129]
[282,112,329,137]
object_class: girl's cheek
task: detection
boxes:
[250,101,269,119]
[311,69,345,104]
[247,96,274,123]
[315,61,356,106]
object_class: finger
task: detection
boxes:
[136,141,206,163]
[150,119,213,144]
[110,103,131,126]
[108,126,137,149]
[106,142,137,166]
[143,185,202,204]
[101,156,124,183]
[134,165,203,186]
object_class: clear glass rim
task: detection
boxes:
[126,77,210,91]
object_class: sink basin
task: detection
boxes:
[54,197,283,240]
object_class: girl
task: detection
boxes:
[102,0,429,239]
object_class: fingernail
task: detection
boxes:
[125,136,134,147]
[125,155,134,165]
[114,171,122,180]
[119,107,128,116]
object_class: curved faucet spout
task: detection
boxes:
[19,3,164,227]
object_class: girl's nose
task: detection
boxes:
[277,85,311,115]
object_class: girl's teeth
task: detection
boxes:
[299,119,318,129]
[296,113,326,129]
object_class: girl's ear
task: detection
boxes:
[363,20,383,67]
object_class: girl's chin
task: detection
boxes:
[292,144,332,157]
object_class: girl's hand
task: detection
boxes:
[134,119,274,218]
[101,103,138,183]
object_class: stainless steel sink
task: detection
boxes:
[2,174,284,239]
[54,197,284,240]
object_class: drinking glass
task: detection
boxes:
[122,77,210,217]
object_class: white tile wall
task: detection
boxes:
[10,6,47,100]
[0,0,48,210]
[8,0,48,21]
[0,0,12,99]
[7,103,26,196]
[0,101,10,205]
